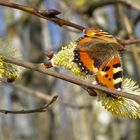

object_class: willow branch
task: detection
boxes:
[0,1,85,31]
[8,83,91,109]
[2,56,140,105]
[117,38,140,45]
[0,95,58,114]
[84,0,134,15]
[0,1,140,45]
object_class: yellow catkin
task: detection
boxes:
[0,57,4,78]
[51,42,85,77]
[0,39,23,81]
[51,41,140,119]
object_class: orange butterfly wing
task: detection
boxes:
[74,47,97,74]
[74,29,123,90]
[96,54,122,90]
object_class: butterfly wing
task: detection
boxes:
[96,54,123,90]
[74,37,123,90]
[84,29,122,45]
[74,38,119,72]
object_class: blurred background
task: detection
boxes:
[0,0,140,140]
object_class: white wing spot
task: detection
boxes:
[113,67,122,73]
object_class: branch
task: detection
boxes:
[1,1,140,46]
[8,83,91,109]
[117,38,140,45]
[0,1,85,31]
[84,0,132,16]
[0,95,58,114]
[2,56,140,105]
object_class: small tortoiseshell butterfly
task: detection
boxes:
[73,29,124,90]
[51,28,140,118]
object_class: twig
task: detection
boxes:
[0,95,58,114]
[1,1,140,106]
[2,56,140,105]
[9,83,91,109]
[0,1,85,31]
[1,1,140,46]
[10,83,54,101]
[117,38,140,45]
[83,0,137,16]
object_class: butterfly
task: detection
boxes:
[73,29,124,90]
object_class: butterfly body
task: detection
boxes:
[74,29,124,90]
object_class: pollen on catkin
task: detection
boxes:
[51,42,87,77]
[51,41,140,119]
[97,78,140,119]
[0,39,23,81]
